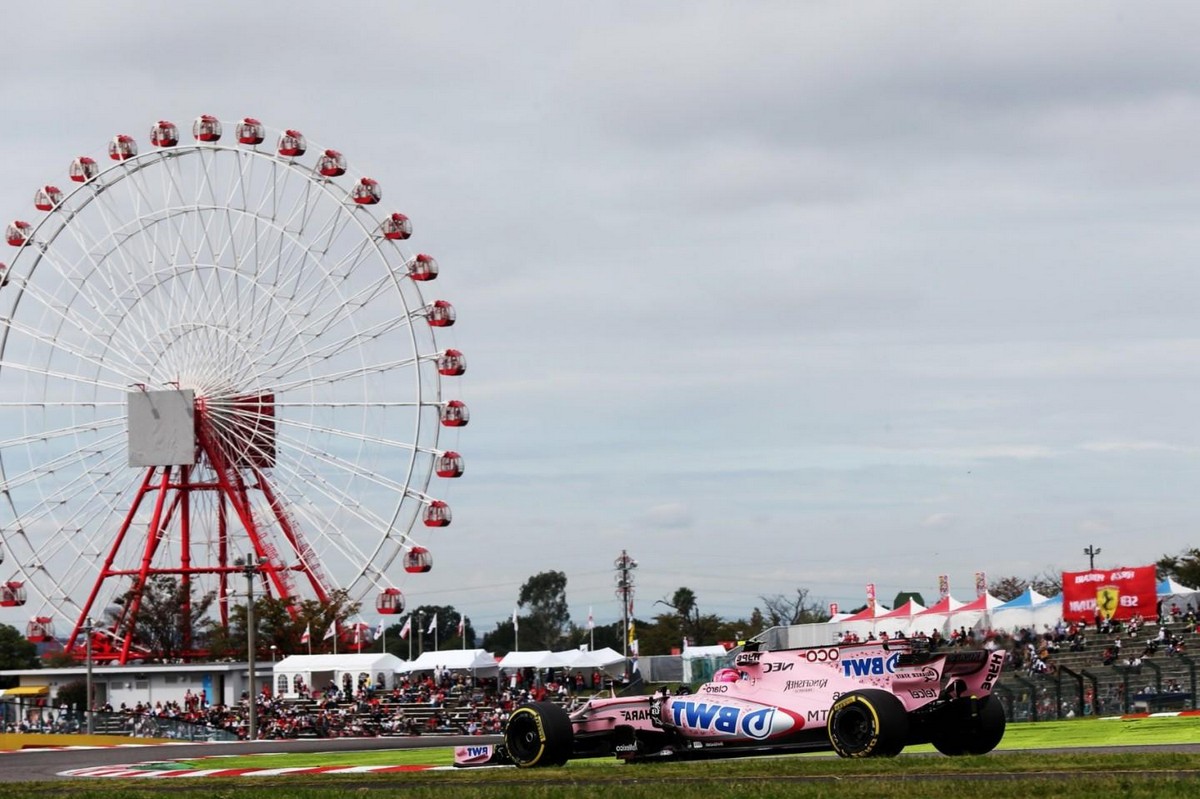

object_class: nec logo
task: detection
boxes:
[763,662,794,673]
[841,653,900,678]
[669,702,780,740]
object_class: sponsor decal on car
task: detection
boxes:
[840,652,900,678]
[454,745,495,765]
[980,653,1003,691]
[783,678,828,691]
[763,662,794,673]
[667,700,797,740]
[893,666,940,682]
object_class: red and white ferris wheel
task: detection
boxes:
[0,116,467,663]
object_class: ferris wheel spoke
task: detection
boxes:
[0,412,123,452]
[261,309,418,385]
[272,424,416,502]
[264,452,404,582]
[8,235,156,378]
[269,353,423,394]
[276,410,432,457]
[1,425,125,494]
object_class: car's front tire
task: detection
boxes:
[503,701,574,767]
[826,689,909,757]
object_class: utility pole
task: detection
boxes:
[236,554,263,741]
[614,550,638,666]
[84,617,94,735]
[1084,545,1102,571]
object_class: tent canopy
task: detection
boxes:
[1159,577,1196,595]
[497,650,553,669]
[276,653,405,672]
[918,595,967,616]
[401,649,498,676]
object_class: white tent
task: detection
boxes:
[273,652,406,698]
[497,650,554,669]
[578,647,625,675]
[1159,578,1200,616]
[682,644,729,659]
[401,648,498,676]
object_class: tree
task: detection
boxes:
[988,576,1027,602]
[655,587,724,648]
[110,574,216,661]
[201,589,360,660]
[758,588,832,627]
[0,624,39,681]
[1159,548,1200,588]
[517,570,570,650]
[57,679,87,712]
[1029,569,1062,596]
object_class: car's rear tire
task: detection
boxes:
[503,701,574,767]
[930,695,1006,756]
[826,689,909,757]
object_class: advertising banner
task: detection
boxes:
[974,571,987,598]
[1061,565,1157,622]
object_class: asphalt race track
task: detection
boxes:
[2,736,1199,784]
[0,734,501,782]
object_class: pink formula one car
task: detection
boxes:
[495,639,1006,767]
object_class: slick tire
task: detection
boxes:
[503,701,574,767]
[931,695,1006,756]
[826,689,909,758]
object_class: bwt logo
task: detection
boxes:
[669,701,780,740]
[841,652,900,678]
[466,746,491,758]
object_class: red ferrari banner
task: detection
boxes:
[1061,565,1157,622]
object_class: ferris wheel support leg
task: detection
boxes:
[118,466,175,664]
[66,466,161,658]
[218,495,230,630]
[179,463,194,653]
[256,470,333,605]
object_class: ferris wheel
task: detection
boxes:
[0,116,468,662]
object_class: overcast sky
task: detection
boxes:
[3,2,1200,636]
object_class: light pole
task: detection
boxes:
[84,617,94,734]
[1084,545,1102,571]
[235,554,263,740]
[271,644,278,662]
[614,550,637,677]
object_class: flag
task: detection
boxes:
[399,616,412,639]
[300,624,311,645]
[628,619,636,646]
[323,621,336,640]
[512,609,519,631]
[354,625,362,645]
[587,607,594,630]
[457,615,465,636]
[427,613,438,634]
[374,620,384,640]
